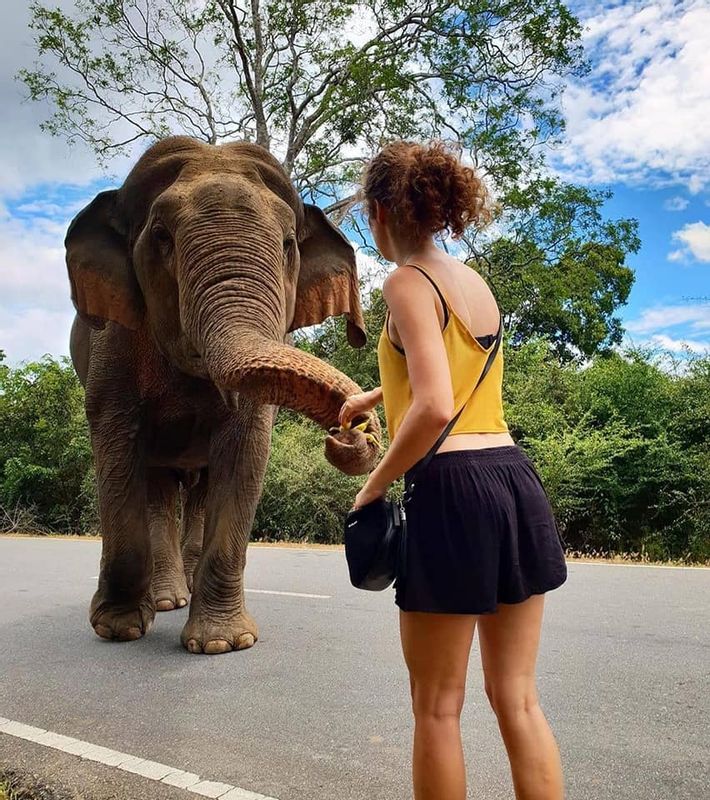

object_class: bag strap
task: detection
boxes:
[407,315,503,487]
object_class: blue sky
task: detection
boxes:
[603,185,709,353]
[1,0,708,362]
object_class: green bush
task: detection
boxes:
[505,342,710,561]
[254,414,365,543]
[0,354,94,533]
[1,340,707,562]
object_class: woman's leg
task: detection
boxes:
[399,610,478,800]
[478,595,564,800]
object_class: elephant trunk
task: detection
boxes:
[186,268,380,475]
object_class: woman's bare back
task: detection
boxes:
[406,253,500,339]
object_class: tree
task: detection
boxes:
[21,0,584,195]
[21,0,638,357]
[0,355,94,532]
[475,180,639,358]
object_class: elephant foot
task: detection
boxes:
[90,589,155,642]
[180,609,259,655]
[152,569,190,612]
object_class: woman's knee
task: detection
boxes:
[484,676,539,722]
[410,677,466,721]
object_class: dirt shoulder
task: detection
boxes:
[1,532,707,566]
[0,767,73,800]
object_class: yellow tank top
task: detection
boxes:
[377,264,508,440]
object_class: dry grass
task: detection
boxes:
[0,771,69,800]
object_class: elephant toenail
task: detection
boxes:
[156,600,175,611]
[186,638,202,653]
[94,624,113,640]
[119,627,143,641]
[177,598,187,607]
[204,639,232,655]
[237,633,255,650]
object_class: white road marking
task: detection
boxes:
[0,716,279,800]
[245,588,331,599]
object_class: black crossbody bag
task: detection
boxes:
[344,317,503,591]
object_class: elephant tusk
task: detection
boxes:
[217,386,240,411]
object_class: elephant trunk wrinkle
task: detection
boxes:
[180,249,284,347]
[201,325,381,475]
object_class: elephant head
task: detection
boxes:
[65,136,379,474]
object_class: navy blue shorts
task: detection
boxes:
[395,446,567,614]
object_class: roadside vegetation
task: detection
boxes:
[0,770,68,800]
[1,329,708,562]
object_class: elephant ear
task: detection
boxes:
[291,203,366,347]
[65,190,144,330]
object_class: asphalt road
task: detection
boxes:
[0,538,708,800]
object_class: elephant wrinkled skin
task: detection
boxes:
[67,137,380,654]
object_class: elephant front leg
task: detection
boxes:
[149,468,190,612]
[179,468,207,593]
[181,400,271,655]
[89,405,155,641]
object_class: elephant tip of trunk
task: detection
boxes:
[324,424,381,476]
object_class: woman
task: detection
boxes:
[338,141,567,800]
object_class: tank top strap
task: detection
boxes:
[403,263,450,328]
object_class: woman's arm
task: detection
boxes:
[355,268,454,505]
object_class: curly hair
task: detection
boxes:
[361,140,492,240]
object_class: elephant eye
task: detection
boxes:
[283,233,296,262]
[152,222,173,254]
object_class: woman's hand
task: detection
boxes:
[338,388,382,428]
[353,477,388,510]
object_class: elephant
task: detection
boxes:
[73,332,207,609]
[66,136,380,654]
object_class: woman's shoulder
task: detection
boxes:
[382,265,425,300]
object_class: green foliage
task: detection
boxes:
[504,343,710,561]
[254,415,364,543]
[0,354,94,533]
[1,344,707,561]
[478,180,639,359]
[296,288,386,391]
[20,0,586,196]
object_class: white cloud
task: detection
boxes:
[0,209,76,363]
[647,333,709,354]
[556,1,710,192]
[354,245,387,295]
[670,221,710,263]
[664,196,690,212]
[1,215,71,311]
[0,1,129,198]
[626,301,710,356]
[0,307,75,364]
[626,303,710,334]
